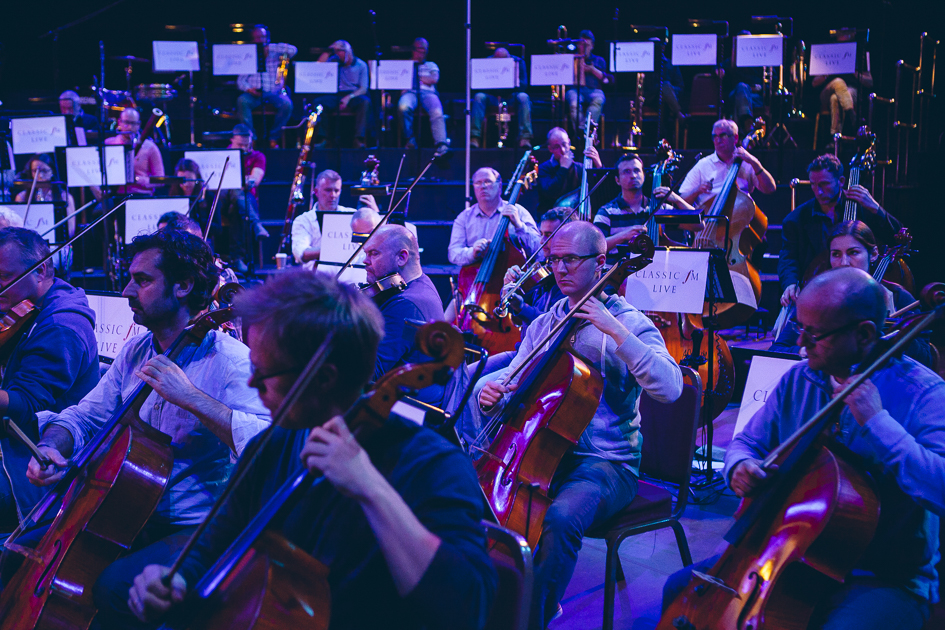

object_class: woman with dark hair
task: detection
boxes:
[15,154,76,236]
[166,158,211,239]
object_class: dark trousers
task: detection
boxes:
[529,453,638,630]
[662,555,930,630]
[312,91,370,141]
[219,189,261,261]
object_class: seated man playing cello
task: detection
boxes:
[127,271,497,630]
[662,267,945,630]
[479,221,683,629]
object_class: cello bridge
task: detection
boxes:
[691,570,740,598]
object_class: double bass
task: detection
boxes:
[693,120,768,328]
[456,150,538,354]
[0,308,237,630]
[553,112,598,221]
[474,236,654,550]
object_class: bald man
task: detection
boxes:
[663,267,945,630]
[535,127,602,213]
[480,221,682,630]
[103,108,164,196]
[363,225,446,404]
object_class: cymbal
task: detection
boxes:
[110,55,150,64]
[149,176,199,184]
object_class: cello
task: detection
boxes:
[456,150,538,354]
[0,307,237,630]
[692,120,768,329]
[156,322,465,630]
[474,236,655,550]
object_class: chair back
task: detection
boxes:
[638,366,702,512]
[483,520,533,630]
[689,74,720,115]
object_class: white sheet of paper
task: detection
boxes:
[11,116,68,155]
[319,212,365,284]
[611,42,655,73]
[368,60,415,90]
[809,43,858,76]
[153,41,200,72]
[212,44,257,76]
[672,34,718,66]
[0,204,55,243]
[124,197,190,242]
[104,145,129,186]
[623,250,709,313]
[295,61,338,93]
[87,293,146,360]
[734,355,800,437]
[735,35,784,67]
[65,146,128,187]
[530,54,574,86]
[183,150,243,190]
[74,126,87,147]
[471,58,518,89]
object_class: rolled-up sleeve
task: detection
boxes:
[510,206,541,257]
[448,210,476,266]
[291,212,319,264]
[219,350,270,458]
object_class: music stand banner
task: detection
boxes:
[183,149,243,190]
[734,35,784,67]
[212,44,257,76]
[368,60,414,90]
[672,34,718,66]
[470,58,518,89]
[125,197,189,242]
[734,354,800,436]
[87,292,145,361]
[622,249,709,313]
[809,43,857,76]
[153,41,200,72]
[295,61,338,94]
[11,116,68,155]
[64,146,128,187]
[610,42,655,73]
[530,54,574,86]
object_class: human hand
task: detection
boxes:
[503,265,524,285]
[340,95,351,109]
[730,459,775,498]
[246,88,261,97]
[472,238,491,259]
[135,355,198,410]
[834,377,883,426]
[780,284,799,307]
[584,145,602,168]
[559,150,574,169]
[575,295,629,343]
[27,446,69,487]
[844,185,882,213]
[699,179,714,196]
[622,225,648,243]
[733,146,761,170]
[300,417,374,500]
[479,380,515,410]
[358,194,380,213]
[499,204,525,230]
[128,565,186,623]
[652,186,679,205]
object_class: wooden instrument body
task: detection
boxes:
[659,444,879,630]
[476,350,603,550]
[0,299,39,365]
[0,417,172,630]
[178,531,329,630]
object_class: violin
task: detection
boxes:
[474,235,654,551]
[0,307,238,630]
[456,149,538,354]
[493,261,553,319]
[358,272,408,307]
[0,300,39,366]
[156,322,466,630]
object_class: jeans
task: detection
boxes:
[819,78,857,136]
[731,82,764,122]
[530,453,638,630]
[662,556,930,630]
[457,351,515,443]
[236,91,294,141]
[312,91,371,140]
[565,86,605,128]
[398,90,448,146]
[219,189,263,261]
[471,92,533,142]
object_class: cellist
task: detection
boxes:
[126,271,497,629]
[6,230,270,622]
[479,221,682,630]
[662,268,945,630]
[0,227,99,533]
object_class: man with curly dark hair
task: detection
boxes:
[3,230,270,619]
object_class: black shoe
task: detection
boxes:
[231,258,248,274]
[254,223,270,239]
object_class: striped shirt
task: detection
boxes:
[593,195,652,238]
[237,43,298,94]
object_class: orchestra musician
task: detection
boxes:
[663,267,945,630]
[126,270,497,630]
[0,209,23,229]
[479,221,683,629]
[15,153,77,236]
[291,169,356,270]
[58,90,100,137]
[677,119,776,206]
[813,29,872,147]
[236,24,296,150]
[536,127,603,213]
[779,154,903,309]
[470,47,533,149]
[165,158,209,233]
[566,30,611,130]
[9,230,270,624]
[399,37,450,157]
[219,124,270,274]
[0,227,99,533]
[312,40,371,149]
[101,107,165,196]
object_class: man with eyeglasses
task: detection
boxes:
[663,267,945,630]
[101,107,165,196]
[480,220,683,630]
[536,127,602,213]
[678,118,776,207]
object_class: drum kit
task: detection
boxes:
[92,55,178,135]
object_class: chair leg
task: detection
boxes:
[670,520,693,567]
[813,113,820,150]
[603,540,619,630]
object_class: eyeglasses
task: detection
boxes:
[796,319,866,344]
[472,180,498,188]
[249,363,300,385]
[546,253,598,270]
[711,133,733,139]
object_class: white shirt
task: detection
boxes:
[291,202,356,270]
[678,152,759,208]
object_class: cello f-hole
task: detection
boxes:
[500,444,518,486]
[34,540,62,597]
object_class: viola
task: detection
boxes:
[358,272,407,307]
[0,300,39,366]
[0,307,238,630]
[474,235,655,550]
[456,149,538,354]
[157,322,466,630]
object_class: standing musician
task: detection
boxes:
[126,270,497,629]
[566,30,611,130]
[479,221,683,629]
[9,230,270,621]
[677,119,776,207]
[399,37,450,157]
[101,107,165,196]
[536,127,602,213]
[362,225,447,405]
[312,40,371,149]
[779,154,903,309]
[236,24,296,150]
[593,153,701,256]
[470,47,533,149]
[0,228,99,532]
[219,124,270,273]
[291,169,356,270]
[663,267,945,630]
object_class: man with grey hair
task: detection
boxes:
[678,118,776,207]
[0,208,24,229]
[398,37,449,157]
[664,266,945,630]
[291,169,356,269]
[313,40,371,148]
[58,90,100,137]
[535,126,602,213]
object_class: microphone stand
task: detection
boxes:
[368,10,385,143]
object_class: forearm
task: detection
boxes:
[179,390,236,452]
[301,247,320,262]
[39,424,76,457]
[605,233,628,252]
[249,168,265,185]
